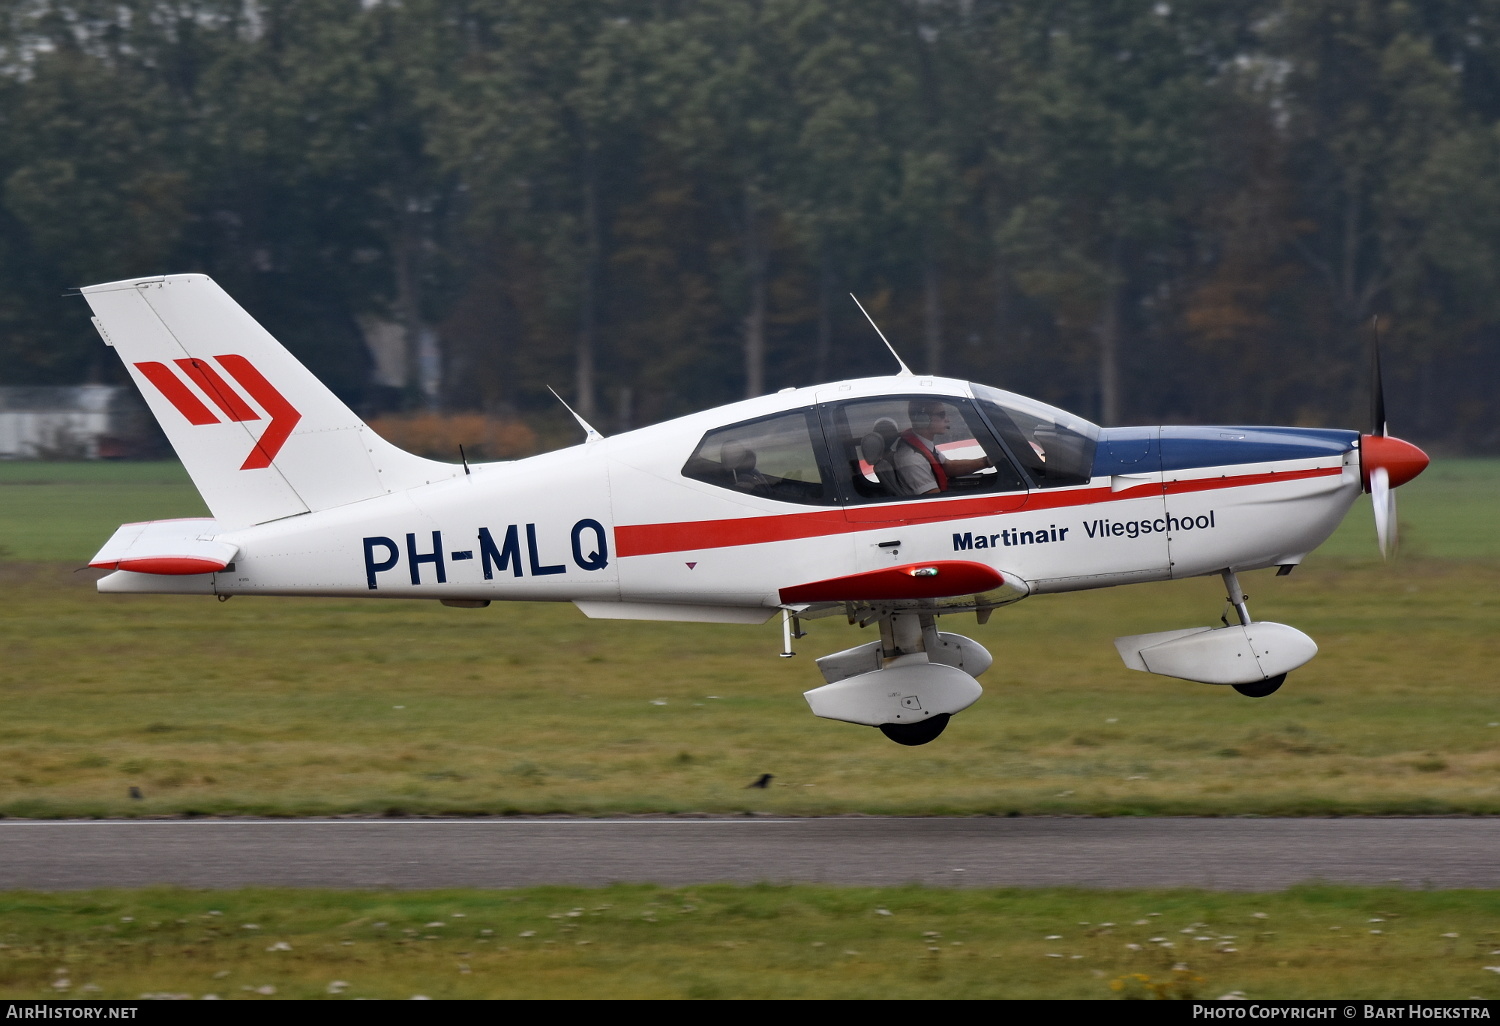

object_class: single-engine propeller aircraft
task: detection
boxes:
[80,274,1429,745]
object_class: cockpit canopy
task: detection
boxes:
[682,381,1100,506]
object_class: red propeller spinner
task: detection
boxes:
[1358,433,1428,492]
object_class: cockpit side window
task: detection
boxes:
[821,396,1027,502]
[971,384,1099,487]
[682,409,837,505]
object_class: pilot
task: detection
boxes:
[892,400,991,495]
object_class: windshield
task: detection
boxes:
[970,384,1100,487]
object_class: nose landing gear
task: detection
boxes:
[1221,572,1287,698]
[1112,569,1318,694]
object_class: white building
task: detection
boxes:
[0,385,138,459]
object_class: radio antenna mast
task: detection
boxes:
[850,294,914,377]
[548,386,604,443]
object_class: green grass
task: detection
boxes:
[1,557,1497,818]
[0,461,204,563]
[0,459,1496,818]
[1,461,1497,1000]
[0,884,1497,999]
[1315,457,1500,560]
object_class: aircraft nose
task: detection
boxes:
[1359,434,1429,492]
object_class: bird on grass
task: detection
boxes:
[746,774,773,789]
[128,787,143,801]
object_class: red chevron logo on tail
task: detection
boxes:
[133,356,302,469]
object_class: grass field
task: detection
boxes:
[0,459,1496,818]
[0,884,1497,1000]
[1,459,1496,1001]
[1313,457,1500,559]
[0,461,203,564]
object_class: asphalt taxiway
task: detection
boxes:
[0,817,1495,890]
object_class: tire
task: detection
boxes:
[1232,673,1287,698]
[878,713,952,746]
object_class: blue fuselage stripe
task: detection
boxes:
[1092,426,1358,477]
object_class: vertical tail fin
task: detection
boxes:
[82,274,455,528]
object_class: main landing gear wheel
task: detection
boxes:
[879,713,952,746]
[1232,673,1287,698]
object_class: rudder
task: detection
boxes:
[83,274,455,528]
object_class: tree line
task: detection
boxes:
[3,0,1498,450]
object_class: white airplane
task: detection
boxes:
[81,274,1429,746]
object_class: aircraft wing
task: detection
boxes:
[778,561,1003,604]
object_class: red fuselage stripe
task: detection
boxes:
[613,465,1343,557]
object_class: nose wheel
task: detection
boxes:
[878,713,951,746]
[1232,673,1286,698]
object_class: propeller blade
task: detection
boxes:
[1370,466,1395,557]
[1361,318,1422,557]
[1370,316,1387,437]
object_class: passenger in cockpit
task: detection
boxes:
[891,400,992,495]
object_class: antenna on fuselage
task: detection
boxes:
[850,293,914,377]
[548,386,604,443]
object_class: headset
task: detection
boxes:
[907,401,947,433]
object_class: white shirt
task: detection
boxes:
[892,435,949,495]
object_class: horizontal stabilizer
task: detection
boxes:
[90,519,236,575]
[97,570,216,594]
